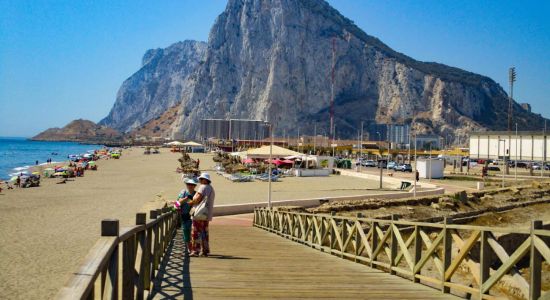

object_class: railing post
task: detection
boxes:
[135,213,147,300]
[330,212,336,252]
[371,220,378,268]
[413,224,422,283]
[101,219,119,300]
[390,215,398,275]
[479,230,490,299]
[144,210,157,291]
[355,213,363,262]
[341,217,347,258]
[530,220,542,300]
[442,217,453,293]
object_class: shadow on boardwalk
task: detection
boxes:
[151,230,250,300]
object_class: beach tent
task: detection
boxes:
[242,158,254,164]
[245,145,301,159]
[182,141,205,153]
[166,141,185,146]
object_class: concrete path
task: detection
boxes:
[150,215,458,299]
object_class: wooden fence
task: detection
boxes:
[253,208,550,300]
[56,207,179,300]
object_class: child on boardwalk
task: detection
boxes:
[178,178,197,255]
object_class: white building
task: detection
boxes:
[417,159,444,179]
[469,131,549,161]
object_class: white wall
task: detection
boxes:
[469,134,548,161]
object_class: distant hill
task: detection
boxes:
[32,119,123,143]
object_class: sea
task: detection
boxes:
[0,137,102,180]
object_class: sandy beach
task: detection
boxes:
[0,148,384,299]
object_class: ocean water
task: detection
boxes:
[0,137,102,180]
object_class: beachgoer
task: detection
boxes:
[178,178,198,255]
[196,158,200,169]
[415,170,419,182]
[189,173,215,257]
[35,160,39,165]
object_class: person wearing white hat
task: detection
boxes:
[188,172,215,257]
[177,178,198,255]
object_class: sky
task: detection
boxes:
[0,0,549,137]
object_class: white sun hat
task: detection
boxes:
[198,172,211,182]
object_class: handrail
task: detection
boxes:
[56,207,179,300]
[253,207,550,299]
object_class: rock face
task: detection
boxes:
[100,40,207,132]
[32,119,122,143]
[104,0,548,141]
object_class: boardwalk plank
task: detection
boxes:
[151,217,458,299]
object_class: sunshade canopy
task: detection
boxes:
[166,141,185,146]
[246,145,301,159]
[182,141,203,147]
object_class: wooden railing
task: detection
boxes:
[56,207,179,300]
[253,208,550,300]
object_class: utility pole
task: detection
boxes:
[313,124,317,154]
[330,37,336,143]
[543,120,547,178]
[360,121,364,172]
[268,123,273,209]
[515,123,518,182]
[508,67,516,132]
[414,133,417,198]
[507,67,516,176]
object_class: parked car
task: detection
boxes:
[396,164,413,172]
[487,166,501,172]
[387,161,397,169]
[362,160,377,167]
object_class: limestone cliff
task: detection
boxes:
[100,40,207,132]
[171,0,546,142]
[102,0,547,142]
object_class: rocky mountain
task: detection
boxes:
[32,119,123,143]
[129,104,180,138]
[100,40,207,132]
[105,0,548,142]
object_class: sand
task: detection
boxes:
[0,148,384,299]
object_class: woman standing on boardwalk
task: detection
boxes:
[177,178,198,255]
[189,173,215,257]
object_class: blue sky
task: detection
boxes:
[1,0,548,137]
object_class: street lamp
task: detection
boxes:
[499,139,506,188]
[266,122,274,209]
[515,123,518,182]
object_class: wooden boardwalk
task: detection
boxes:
[150,215,457,299]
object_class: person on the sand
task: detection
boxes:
[188,173,215,257]
[177,178,197,255]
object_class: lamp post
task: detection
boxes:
[499,139,506,188]
[515,123,518,182]
[359,121,364,172]
[414,133,417,198]
[543,120,547,178]
[267,122,273,209]
[428,142,432,182]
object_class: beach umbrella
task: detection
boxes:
[32,171,40,175]
[10,176,18,182]
[281,159,294,164]
[243,158,254,164]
